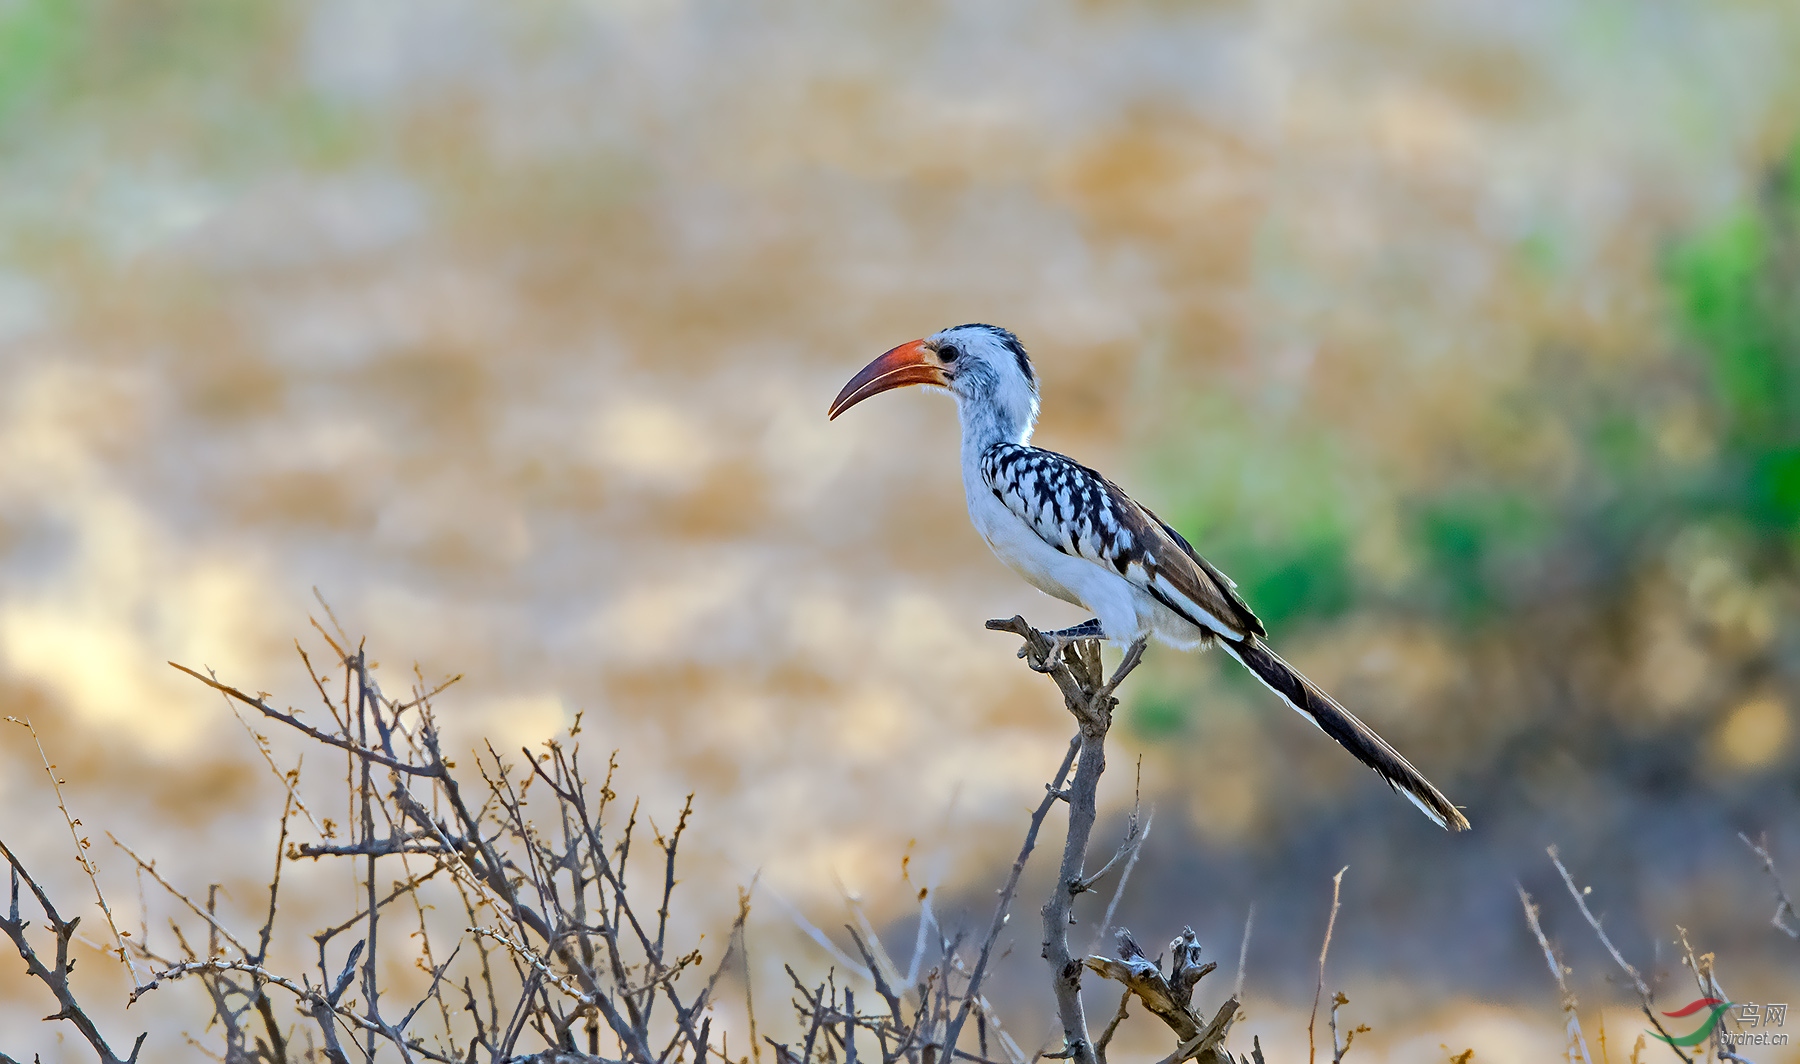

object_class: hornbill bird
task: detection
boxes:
[829,323,1469,831]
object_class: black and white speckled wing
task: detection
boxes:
[979,443,1265,640]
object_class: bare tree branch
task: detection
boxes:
[5,716,142,987]
[1739,833,1800,940]
[1548,846,1691,1063]
[940,734,1082,1063]
[1307,866,1347,1064]
[987,617,1146,1064]
[1517,884,1591,1064]
[0,836,147,1064]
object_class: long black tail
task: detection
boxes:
[1219,637,1470,831]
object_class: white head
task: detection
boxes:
[828,323,1040,445]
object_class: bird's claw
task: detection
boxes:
[1023,642,1059,673]
[996,617,1103,670]
[1022,632,1077,670]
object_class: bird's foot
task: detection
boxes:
[986,615,1108,673]
[1033,618,1104,668]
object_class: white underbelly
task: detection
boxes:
[965,489,1082,601]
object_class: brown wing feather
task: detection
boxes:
[1107,490,1265,640]
[1137,507,1267,639]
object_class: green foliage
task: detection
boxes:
[1668,148,1800,540]
[0,0,345,175]
[1149,398,1366,635]
[1150,140,1800,658]
[1411,489,1553,624]
[1127,688,1189,738]
[1674,212,1780,437]
[0,0,79,126]
[1215,524,1355,632]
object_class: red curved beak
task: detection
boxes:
[828,340,947,420]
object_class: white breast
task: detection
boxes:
[960,465,1156,642]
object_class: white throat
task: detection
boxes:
[955,392,1034,455]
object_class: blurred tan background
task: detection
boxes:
[5,0,1800,1059]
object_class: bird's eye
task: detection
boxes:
[938,344,960,363]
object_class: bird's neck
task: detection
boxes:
[955,396,1034,457]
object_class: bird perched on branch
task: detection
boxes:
[829,323,1469,831]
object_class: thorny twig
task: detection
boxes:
[0,835,148,1064]
[938,734,1081,1063]
[1517,884,1592,1064]
[1738,833,1799,940]
[5,715,142,987]
[1090,770,1152,955]
[1325,991,1368,1063]
[93,632,757,1064]
[1548,847,1692,1064]
[1231,907,1254,1003]
[1307,867,1347,1064]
